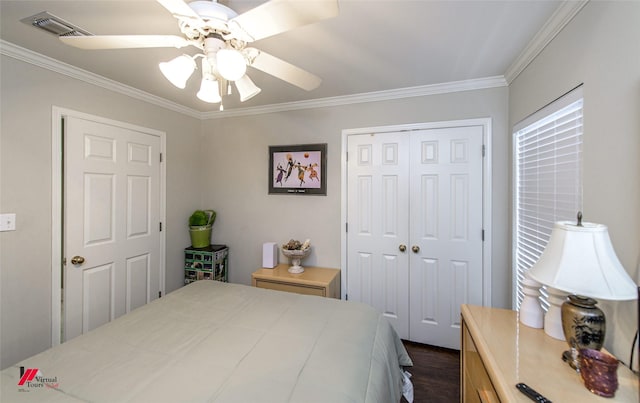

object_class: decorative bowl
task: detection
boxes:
[281,247,311,273]
[579,348,619,397]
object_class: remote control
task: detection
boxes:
[516,383,552,403]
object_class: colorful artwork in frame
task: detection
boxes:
[269,143,327,195]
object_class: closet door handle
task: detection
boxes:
[399,244,407,252]
[412,245,420,253]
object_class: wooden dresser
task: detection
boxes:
[251,264,340,298]
[461,304,639,402]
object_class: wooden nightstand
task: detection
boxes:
[461,304,639,402]
[251,264,340,298]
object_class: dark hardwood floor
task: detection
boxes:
[401,341,460,403]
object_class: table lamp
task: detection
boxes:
[527,213,637,368]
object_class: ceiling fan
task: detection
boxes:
[58,0,339,108]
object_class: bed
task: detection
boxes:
[1,280,413,402]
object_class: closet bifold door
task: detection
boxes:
[346,125,484,349]
[346,131,411,339]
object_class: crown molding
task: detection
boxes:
[2,39,506,120]
[0,39,201,119]
[202,76,508,119]
[504,0,589,84]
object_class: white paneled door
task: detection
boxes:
[346,125,484,349]
[347,131,411,337]
[64,115,162,342]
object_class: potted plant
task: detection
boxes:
[189,209,216,248]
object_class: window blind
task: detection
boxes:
[513,87,583,308]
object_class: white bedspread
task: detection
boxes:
[1,281,412,402]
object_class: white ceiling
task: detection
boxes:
[1,0,564,114]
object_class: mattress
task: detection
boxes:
[1,281,413,402]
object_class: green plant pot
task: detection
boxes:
[189,225,212,248]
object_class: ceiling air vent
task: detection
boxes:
[21,11,92,37]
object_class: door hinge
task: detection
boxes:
[482,229,485,241]
[159,222,163,232]
[345,151,348,162]
[158,291,162,298]
[482,145,486,157]
[345,293,348,301]
[345,222,348,232]
[160,152,163,163]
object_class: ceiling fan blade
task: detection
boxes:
[229,0,338,42]
[246,48,321,91]
[156,0,203,22]
[60,35,192,49]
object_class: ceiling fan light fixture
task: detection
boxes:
[197,78,222,104]
[54,0,339,110]
[216,48,247,81]
[159,55,196,89]
[236,75,261,102]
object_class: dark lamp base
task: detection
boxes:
[561,295,606,370]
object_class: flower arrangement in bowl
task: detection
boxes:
[281,239,311,273]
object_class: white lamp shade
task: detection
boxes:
[216,49,246,81]
[528,221,637,300]
[235,75,261,102]
[197,78,222,103]
[159,55,196,89]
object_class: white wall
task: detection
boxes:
[201,87,511,306]
[509,1,640,365]
[0,55,203,369]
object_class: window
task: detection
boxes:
[513,86,583,308]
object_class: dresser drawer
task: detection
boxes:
[462,321,500,403]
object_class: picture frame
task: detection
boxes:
[269,143,327,195]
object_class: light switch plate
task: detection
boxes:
[0,213,16,231]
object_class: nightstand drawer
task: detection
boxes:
[254,279,326,297]
[252,264,340,298]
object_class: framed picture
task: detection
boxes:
[269,143,327,195]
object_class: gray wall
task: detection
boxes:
[509,1,640,363]
[201,87,511,304]
[6,0,633,373]
[0,55,202,369]
[0,53,511,370]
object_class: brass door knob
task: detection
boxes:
[412,245,420,253]
[71,256,85,265]
[399,244,407,252]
